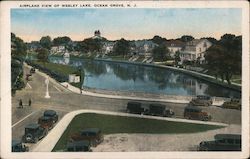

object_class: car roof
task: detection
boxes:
[185,106,202,111]
[149,103,165,107]
[215,134,241,140]
[12,140,22,146]
[25,123,40,129]
[127,101,141,105]
[44,110,56,116]
[67,141,90,147]
[81,128,101,133]
[39,116,51,120]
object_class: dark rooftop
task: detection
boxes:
[25,123,40,129]
[12,140,22,146]
[44,110,57,116]
[67,141,90,147]
[215,134,241,140]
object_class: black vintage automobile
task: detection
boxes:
[199,134,241,151]
[43,110,58,124]
[12,140,29,152]
[144,103,175,117]
[22,123,48,143]
[126,101,144,114]
[67,141,91,152]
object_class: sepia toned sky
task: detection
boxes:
[11,8,242,42]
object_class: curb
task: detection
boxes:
[32,109,228,152]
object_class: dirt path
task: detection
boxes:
[93,124,241,152]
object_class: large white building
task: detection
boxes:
[179,39,212,64]
[165,40,185,57]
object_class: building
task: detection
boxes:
[179,39,212,64]
[133,40,158,57]
[165,40,185,57]
[50,45,66,54]
[92,30,102,39]
[102,41,115,54]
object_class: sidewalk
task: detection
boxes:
[32,109,228,152]
[61,82,227,106]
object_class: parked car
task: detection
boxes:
[222,98,241,110]
[144,103,174,117]
[12,140,29,152]
[67,141,91,152]
[43,110,58,124]
[126,101,144,114]
[30,68,36,74]
[189,95,213,107]
[38,116,55,130]
[199,134,241,151]
[22,123,48,143]
[184,106,211,121]
[70,128,104,147]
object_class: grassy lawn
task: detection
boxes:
[52,113,223,151]
[34,61,79,77]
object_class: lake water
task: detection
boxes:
[49,56,241,98]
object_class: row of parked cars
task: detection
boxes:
[126,101,211,121]
[12,110,58,152]
[189,95,241,110]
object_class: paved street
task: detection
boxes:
[11,65,241,151]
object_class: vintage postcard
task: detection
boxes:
[0,1,249,159]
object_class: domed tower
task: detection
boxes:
[94,30,101,37]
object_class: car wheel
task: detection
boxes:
[25,133,33,143]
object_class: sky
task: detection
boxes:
[11,8,242,42]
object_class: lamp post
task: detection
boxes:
[45,76,50,98]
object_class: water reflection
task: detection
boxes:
[49,56,241,98]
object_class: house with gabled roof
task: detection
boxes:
[165,40,185,57]
[179,39,212,64]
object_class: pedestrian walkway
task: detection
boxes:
[32,109,228,152]
[60,82,227,105]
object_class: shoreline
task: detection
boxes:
[94,58,241,92]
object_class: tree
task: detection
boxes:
[113,38,130,57]
[40,36,52,50]
[11,33,27,58]
[152,44,169,62]
[152,35,167,45]
[178,35,194,42]
[83,38,102,53]
[37,48,49,65]
[205,34,242,84]
[174,51,181,65]
[53,36,72,46]
[11,33,26,95]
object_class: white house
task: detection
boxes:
[50,45,66,54]
[134,40,158,57]
[179,39,212,63]
[165,40,185,57]
[102,41,115,54]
